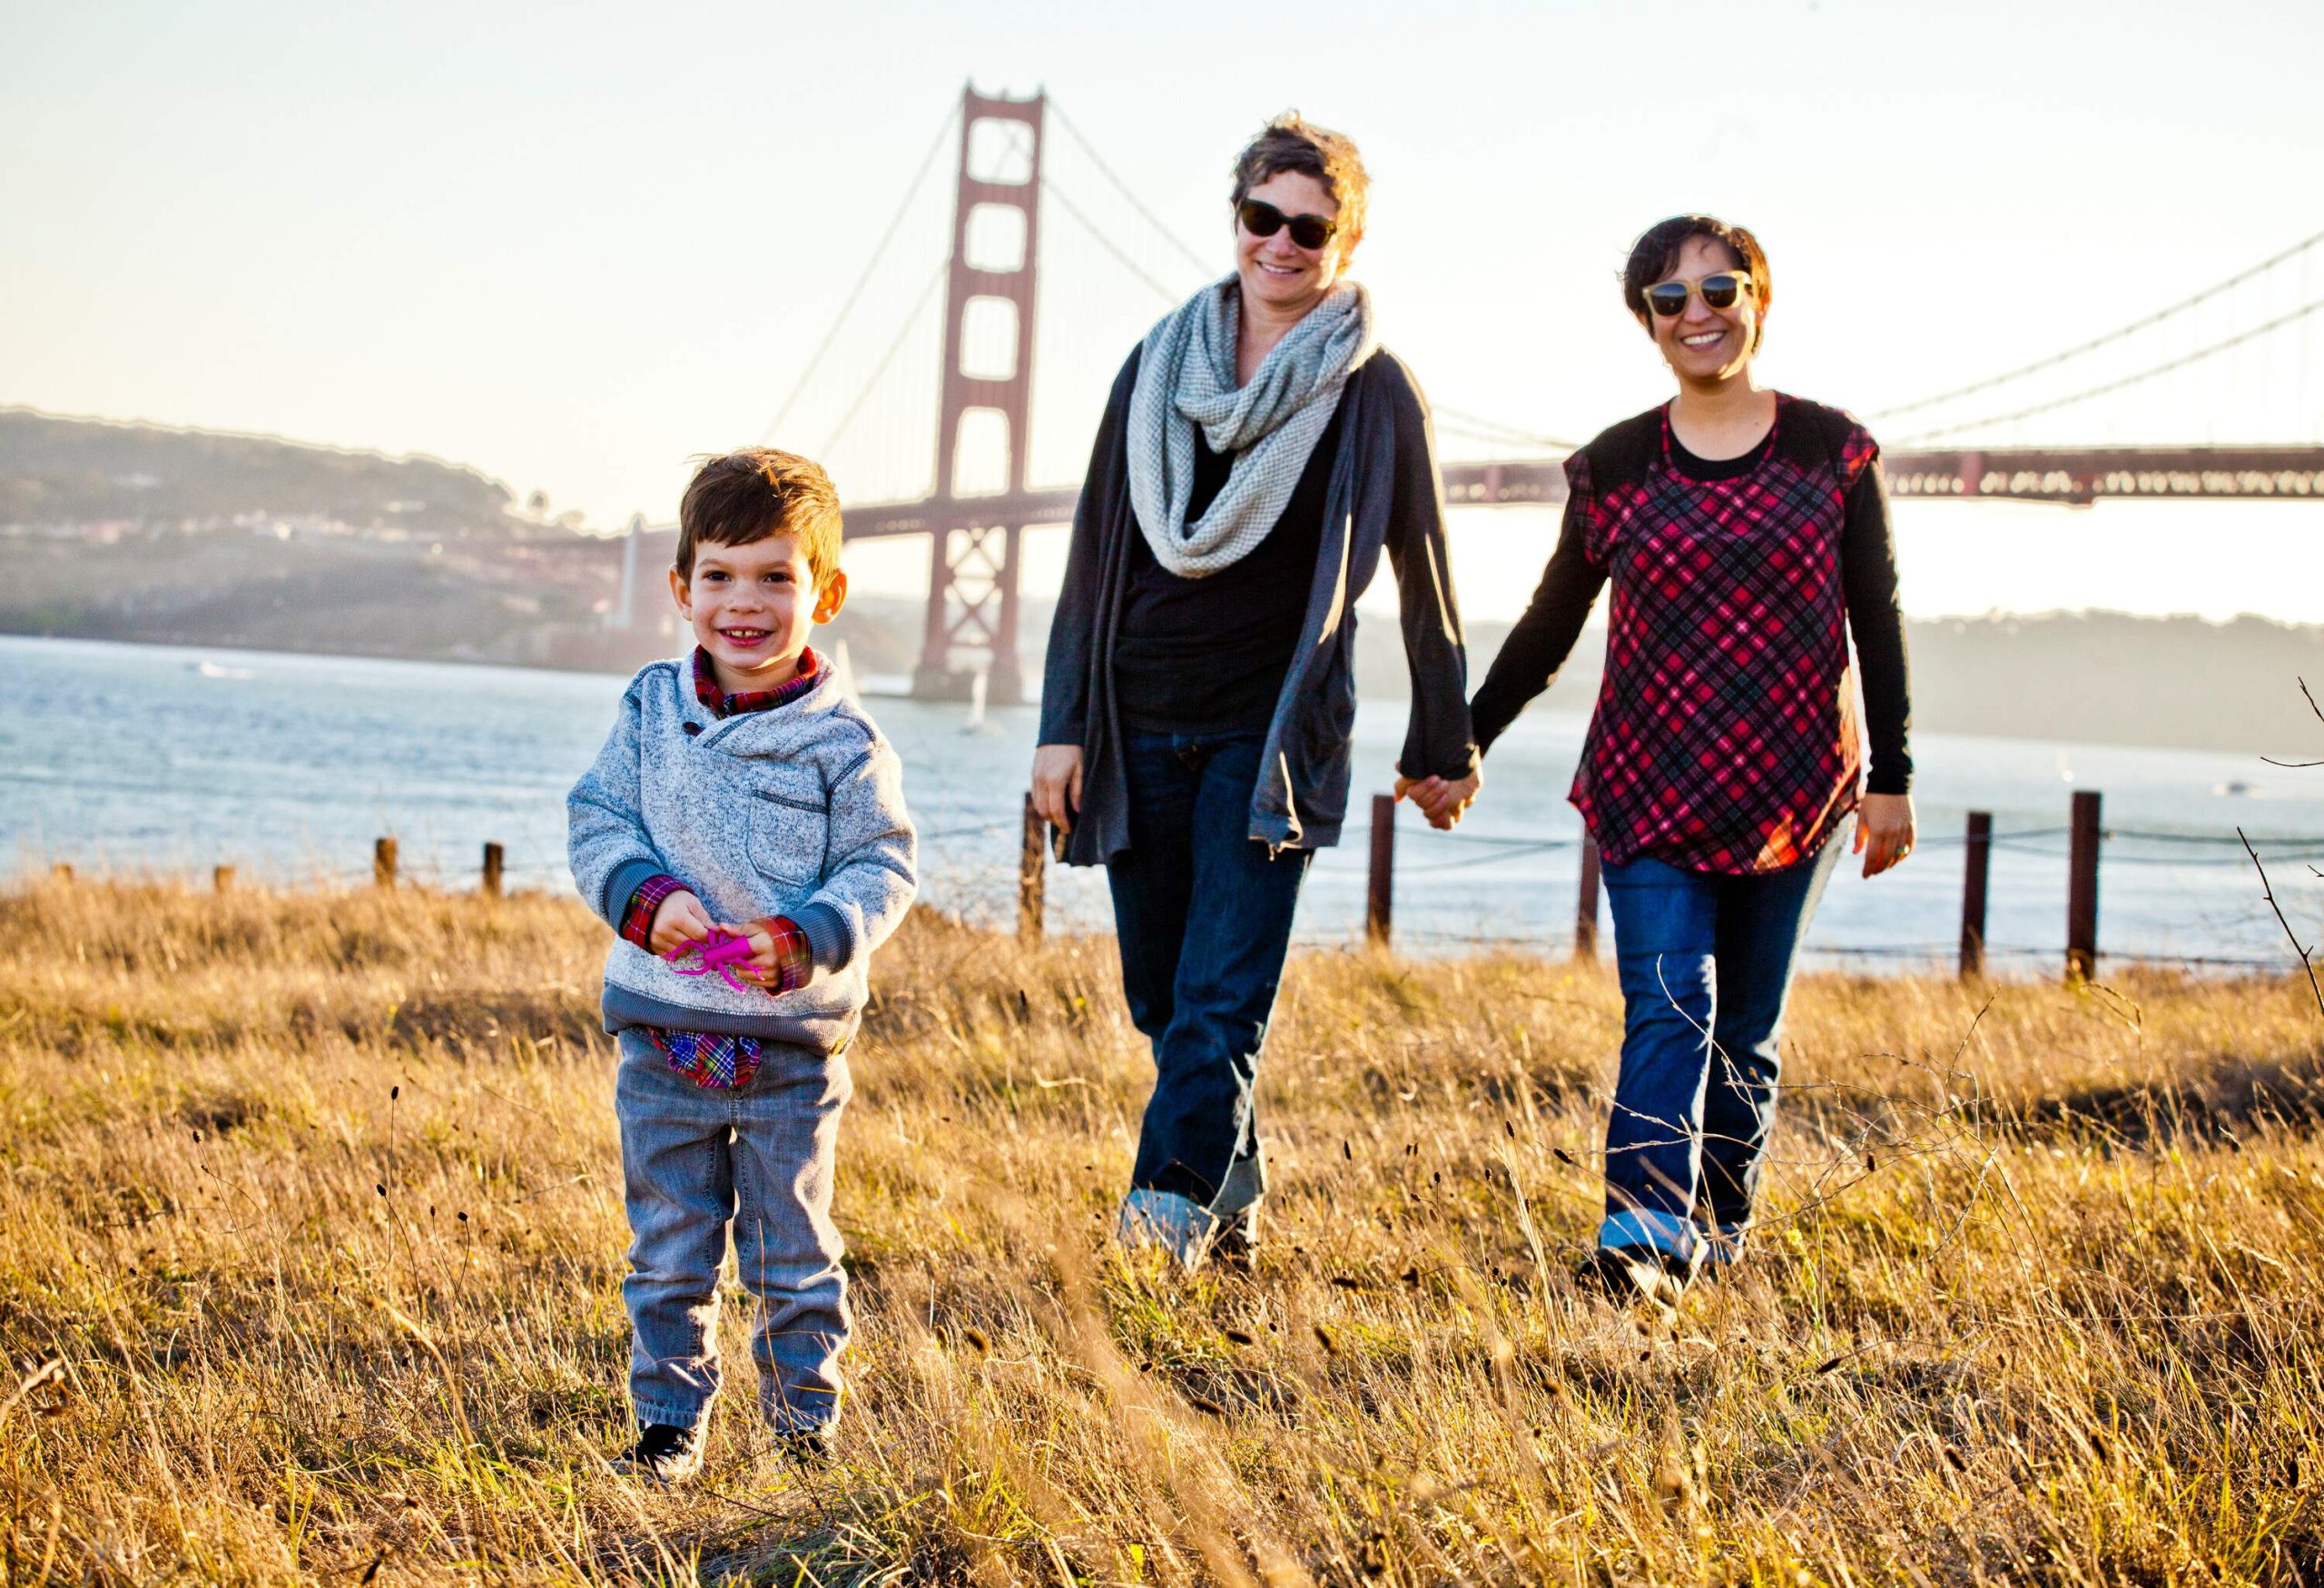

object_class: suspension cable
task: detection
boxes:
[1871,227,2324,421]
[1896,294,2324,444]
[1046,96,1219,281]
[1432,405,1580,451]
[757,104,959,445]
[1040,174,1195,304]
[820,261,949,456]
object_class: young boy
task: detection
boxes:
[567,448,916,1481]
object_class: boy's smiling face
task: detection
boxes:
[669,531,848,696]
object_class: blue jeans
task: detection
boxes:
[1597,838,1843,1265]
[614,1028,852,1433]
[1106,731,1312,1221]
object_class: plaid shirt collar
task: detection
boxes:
[692,646,822,720]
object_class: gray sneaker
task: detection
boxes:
[613,1421,703,1484]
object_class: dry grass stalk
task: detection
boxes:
[1,873,2320,1583]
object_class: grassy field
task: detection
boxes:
[2,876,2320,1584]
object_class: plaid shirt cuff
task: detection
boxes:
[756,916,812,995]
[619,873,686,950]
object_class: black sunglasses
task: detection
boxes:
[1643,272,1755,317]
[1236,198,1338,251]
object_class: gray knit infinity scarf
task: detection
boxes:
[1126,274,1376,578]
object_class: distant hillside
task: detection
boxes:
[0,408,524,535]
[4,408,2319,758]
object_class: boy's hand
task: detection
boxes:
[648,890,714,955]
[723,918,812,995]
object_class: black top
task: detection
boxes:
[1114,402,1346,734]
[1038,345,1475,863]
[1668,426,1774,480]
[1470,404,1913,794]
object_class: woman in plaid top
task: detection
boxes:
[1423,214,1915,1308]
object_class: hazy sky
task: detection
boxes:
[5,0,2321,622]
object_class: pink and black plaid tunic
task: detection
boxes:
[1471,395,1910,875]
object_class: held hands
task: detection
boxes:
[1394,768,1482,831]
[1855,792,1917,877]
[1031,744,1084,835]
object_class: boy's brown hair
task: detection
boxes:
[675,449,843,583]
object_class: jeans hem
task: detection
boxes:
[756,1396,842,1435]
[631,1396,710,1432]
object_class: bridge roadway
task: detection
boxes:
[839,445,2324,538]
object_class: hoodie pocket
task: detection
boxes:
[747,770,830,888]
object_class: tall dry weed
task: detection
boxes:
[1,874,2319,1583]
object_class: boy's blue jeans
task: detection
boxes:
[615,1028,851,1434]
[1105,731,1311,1229]
[1597,838,1843,1266]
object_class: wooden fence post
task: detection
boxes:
[1366,793,1394,945]
[1959,811,1990,979]
[1575,833,1601,961]
[374,837,399,890]
[481,842,505,898]
[213,864,235,894]
[2066,790,2102,981]
[1018,793,1046,943]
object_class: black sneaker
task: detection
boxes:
[612,1421,703,1484]
[1210,1206,1261,1275]
[779,1425,837,1466]
[1572,1245,1696,1313]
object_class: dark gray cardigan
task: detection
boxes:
[1038,344,1479,865]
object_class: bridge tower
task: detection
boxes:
[911,84,1045,703]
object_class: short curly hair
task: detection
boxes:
[1621,215,1772,352]
[675,448,842,583]
[1230,112,1369,243]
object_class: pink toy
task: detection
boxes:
[663,928,759,994]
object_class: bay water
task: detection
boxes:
[5,634,2320,974]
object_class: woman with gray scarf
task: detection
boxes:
[1031,113,1479,1272]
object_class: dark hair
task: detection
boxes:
[675,448,842,582]
[1229,112,1369,242]
[1620,215,1772,351]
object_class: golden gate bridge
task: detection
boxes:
[613,85,2324,704]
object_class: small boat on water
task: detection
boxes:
[191,660,254,681]
[961,666,990,734]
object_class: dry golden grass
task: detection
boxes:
[3,874,2321,1584]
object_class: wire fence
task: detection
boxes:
[19,804,2319,981]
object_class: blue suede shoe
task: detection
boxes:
[1116,1189,1220,1270]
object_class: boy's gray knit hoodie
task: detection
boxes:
[567,654,917,1054]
